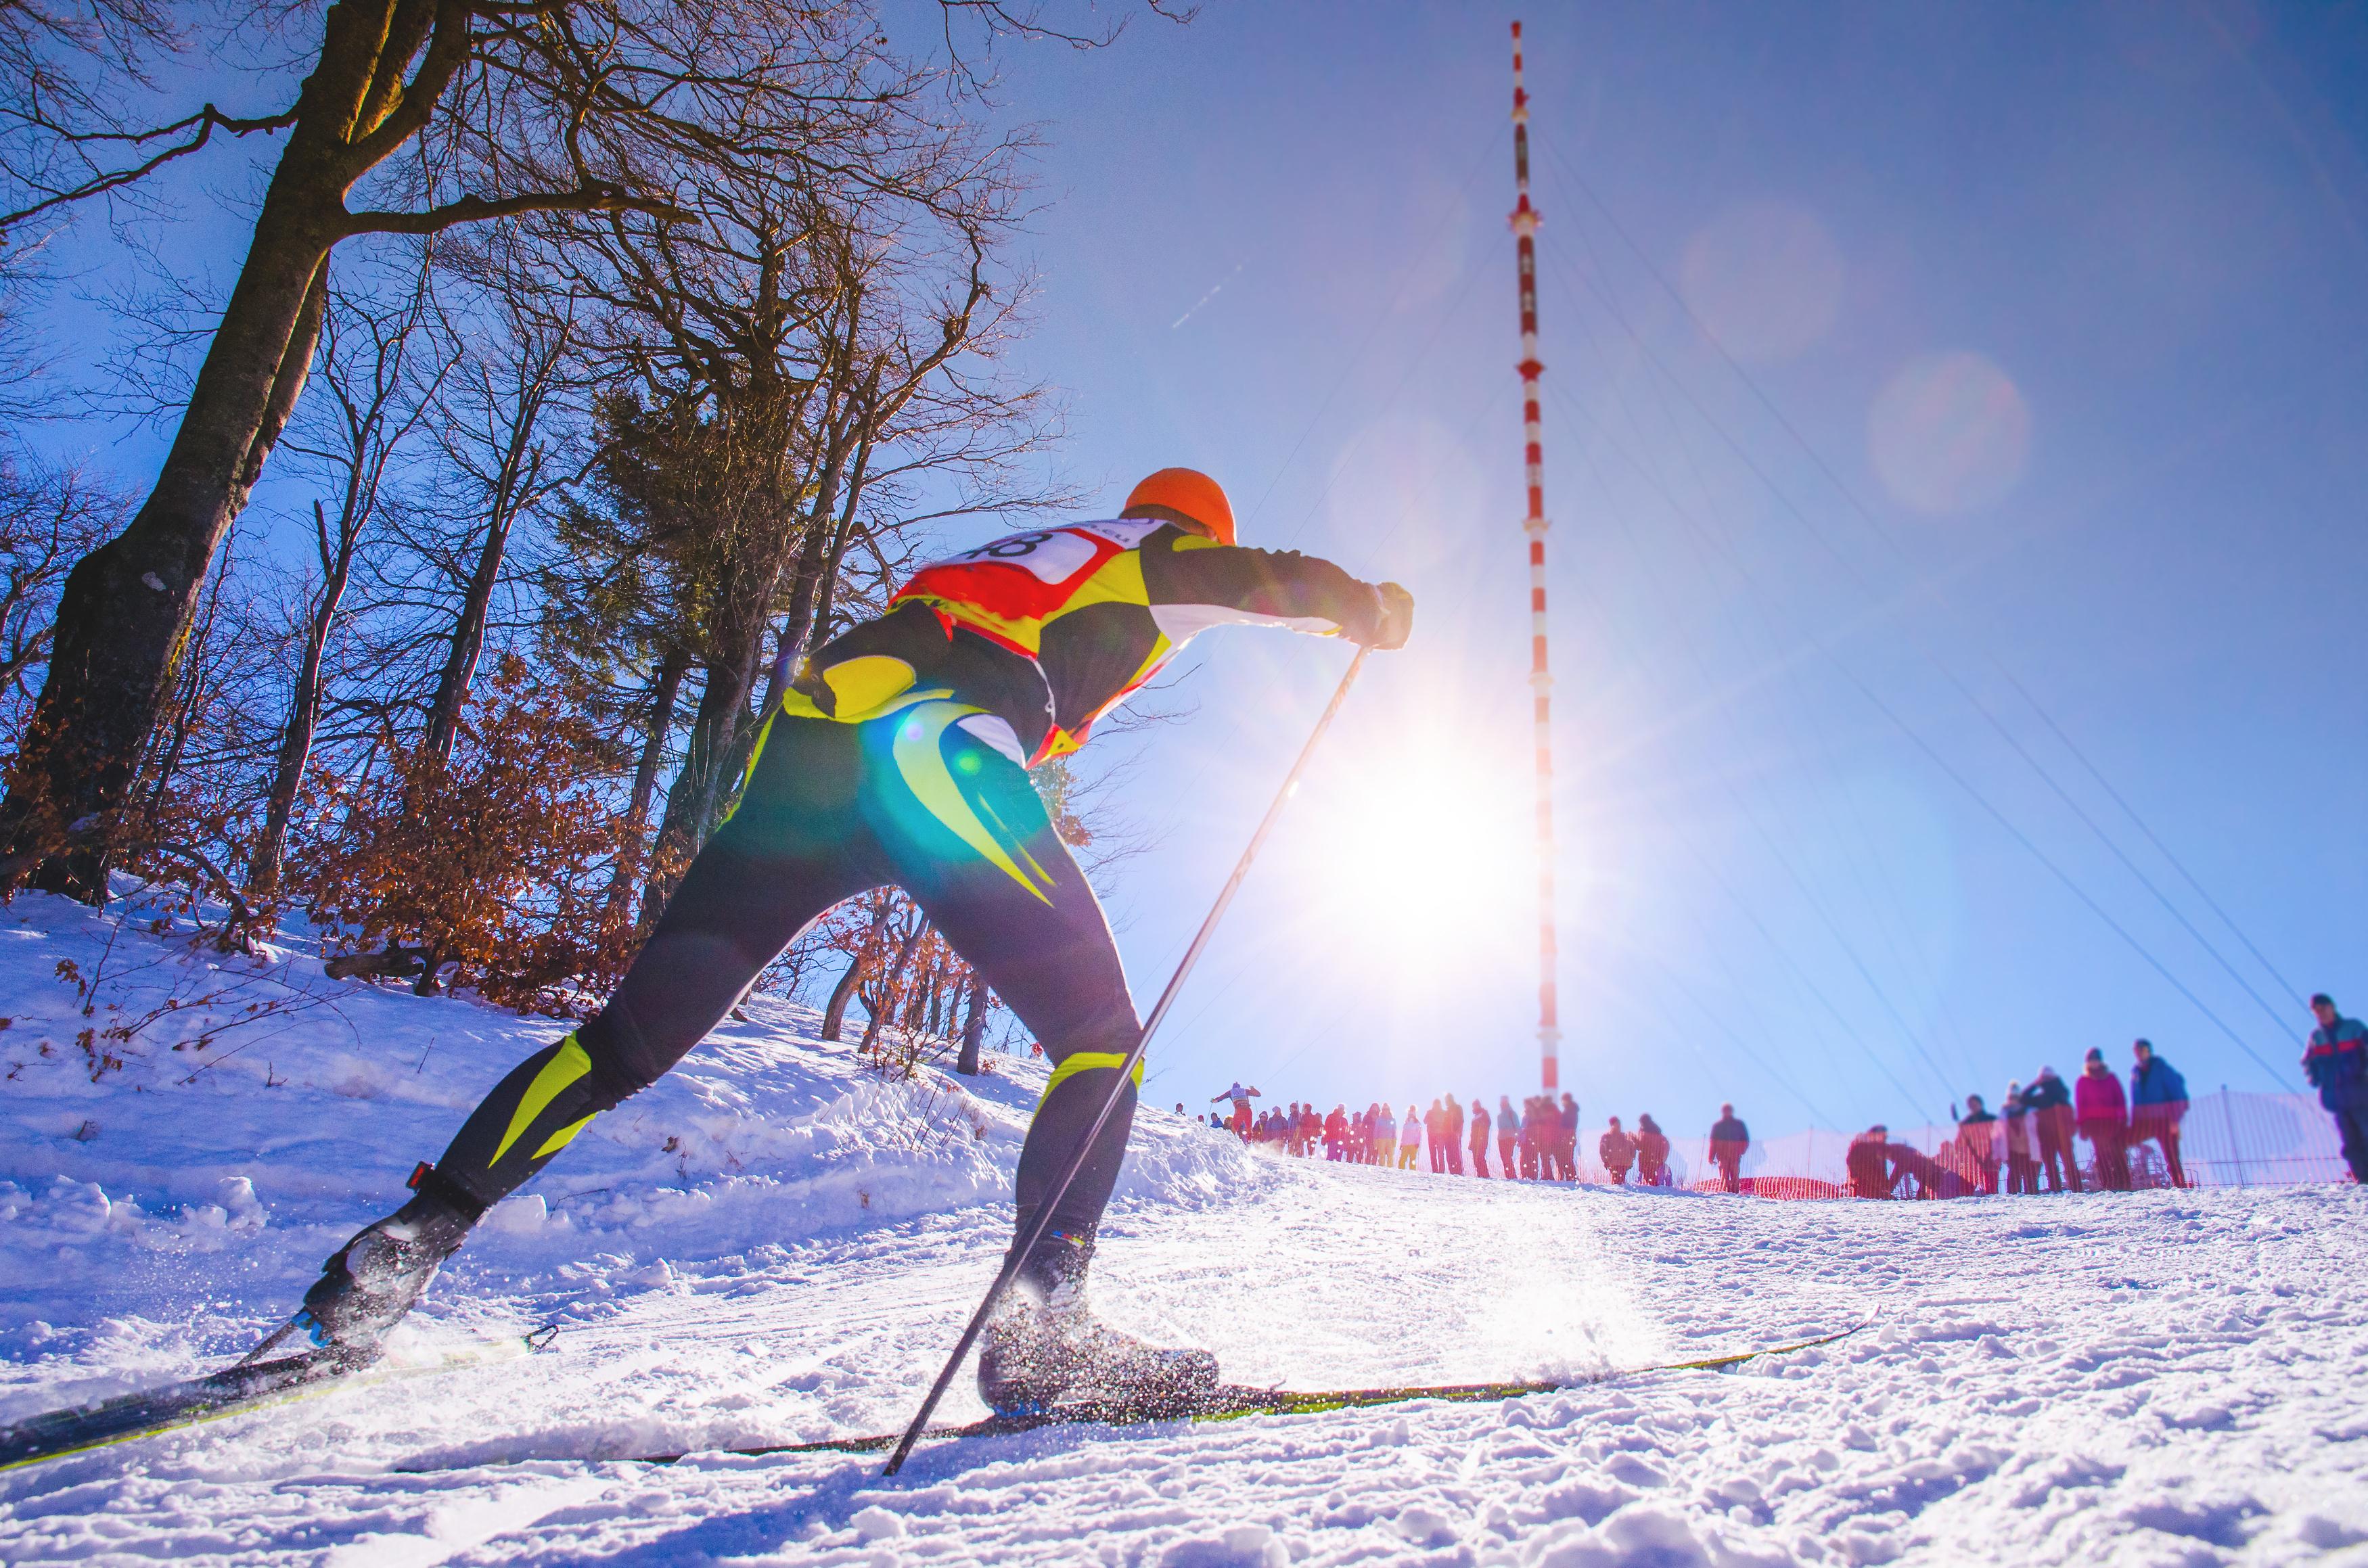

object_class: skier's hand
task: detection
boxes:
[1362,581,1414,650]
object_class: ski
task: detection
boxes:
[0,1327,553,1475]
[632,1321,1870,1465]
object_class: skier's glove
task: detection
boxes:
[1361,581,1415,650]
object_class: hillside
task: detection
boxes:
[0,895,2362,1565]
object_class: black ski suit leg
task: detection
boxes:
[859,703,1142,1292]
[431,717,882,1210]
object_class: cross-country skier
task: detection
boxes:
[258,467,1413,1416]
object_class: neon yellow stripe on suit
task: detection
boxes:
[891,699,1053,904]
[533,1115,595,1160]
[493,1035,591,1165]
[721,681,952,827]
[1039,1051,1145,1103]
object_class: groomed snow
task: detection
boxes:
[1,894,2364,1565]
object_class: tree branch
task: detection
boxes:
[0,102,298,233]
[338,1,471,179]
[340,184,693,239]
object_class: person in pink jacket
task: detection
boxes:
[2074,1046,2131,1191]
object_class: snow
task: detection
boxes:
[1,893,2365,1565]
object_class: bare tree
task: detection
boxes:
[0,0,1020,900]
[415,283,582,769]
[0,451,127,712]
[539,144,1032,906]
[248,252,451,895]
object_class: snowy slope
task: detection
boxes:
[2,895,2365,1565]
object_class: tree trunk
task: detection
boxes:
[641,647,758,921]
[858,916,927,1055]
[820,901,892,1043]
[1,245,331,898]
[137,541,235,828]
[602,647,689,920]
[419,492,518,771]
[420,333,564,769]
[773,430,875,693]
[957,972,988,1076]
[0,0,437,900]
[247,504,360,896]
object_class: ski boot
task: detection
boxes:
[243,1165,480,1368]
[975,1247,1219,1419]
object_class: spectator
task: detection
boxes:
[2304,993,2368,1184]
[1708,1103,1749,1193]
[1469,1097,1493,1178]
[1444,1094,1467,1176]
[1635,1113,1672,1187]
[2076,1047,2131,1191]
[1497,1094,1520,1181]
[2128,1040,2190,1189]
[1398,1105,1421,1170]
[1599,1116,1637,1185]
[1847,1124,1895,1199]
[1890,1138,1967,1199]
[1373,1103,1396,1168]
[1175,1103,1185,1115]
[1348,1104,1369,1165]
[2002,1082,2039,1195]
[1955,1094,2000,1195]
[2025,1067,2078,1193]
[1558,1092,1583,1181]
[1420,1099,1444,1173]
[1516,1096,1543,1179]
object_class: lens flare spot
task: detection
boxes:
[1867,351,2031,514]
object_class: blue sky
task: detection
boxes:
[20,1,2368,1141]
[963,0,2368,1134]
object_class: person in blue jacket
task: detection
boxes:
[2305,994,2368,1183]
[2128,1039,2191,1188]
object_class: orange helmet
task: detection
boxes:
[1120,467,1235,546]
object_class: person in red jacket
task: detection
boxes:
[263,469,1413,1416]
[1633,1113,1672,1187]
[1846,1125,1896,1198]
[2074,1047,2131,1191]
[1599,1117,1637,1185]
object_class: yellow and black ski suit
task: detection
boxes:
[420,518,1392,1281]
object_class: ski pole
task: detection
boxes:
[884,645,1371,1476]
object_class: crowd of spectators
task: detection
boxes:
[1181,991,2368,1199]
[1846,1040,2192,1198]
[1193,1085,1717,1187]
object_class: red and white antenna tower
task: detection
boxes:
[1509,21,1561,1092]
